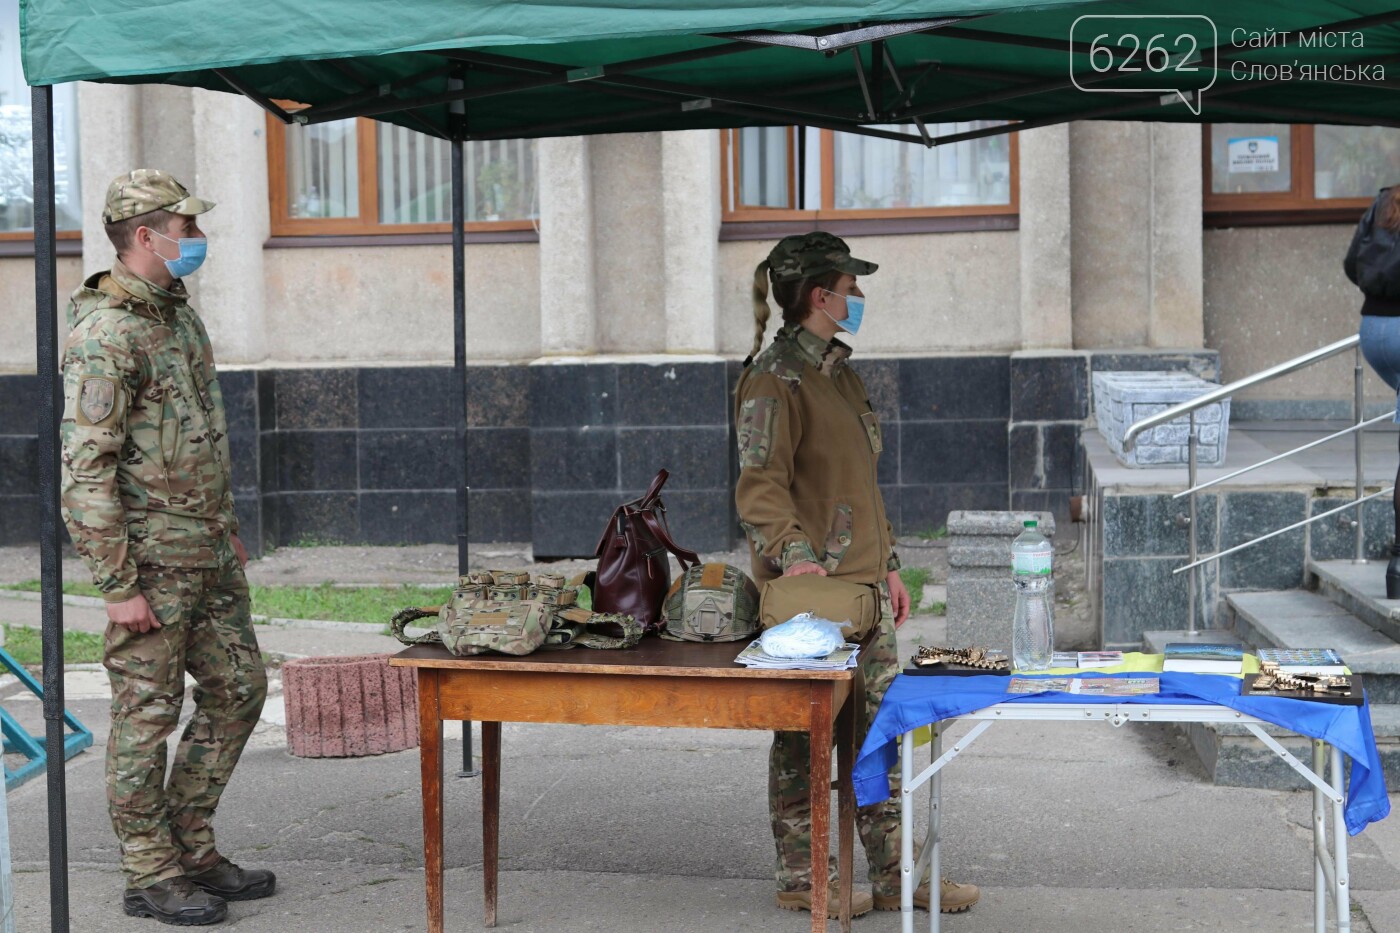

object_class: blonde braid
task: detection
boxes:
[748,259,773,364]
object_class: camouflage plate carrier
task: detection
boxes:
[391,571,643,656]
[659,563,761,642]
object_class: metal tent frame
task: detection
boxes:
[26,9,1400,931]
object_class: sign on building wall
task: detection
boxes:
[1226,136,1280,174]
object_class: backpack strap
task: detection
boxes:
[390,606,443,646]
[638,507,701,570]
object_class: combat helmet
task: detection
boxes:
[659,563,760,642]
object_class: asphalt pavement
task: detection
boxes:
[0,546,1395,932]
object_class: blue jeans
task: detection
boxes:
[1359,315,1400,423]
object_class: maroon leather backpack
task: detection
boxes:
[593,470,700,633]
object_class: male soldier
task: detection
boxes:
[61,170,273,926]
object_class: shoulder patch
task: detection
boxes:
[77,376,119,426]
[737,396,779,469]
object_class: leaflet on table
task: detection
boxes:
[1255,648,1346,675]
[734,642,861,671]
[1049,651,1125,668]
[1008,676,1160,696]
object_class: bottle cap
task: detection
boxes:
[1023,520,1037,528]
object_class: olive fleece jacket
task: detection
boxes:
[734,324,899,587]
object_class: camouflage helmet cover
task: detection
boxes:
[102,169,216,224]
[660,563,761,643]
[766,231,878,283]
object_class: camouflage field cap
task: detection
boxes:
[102,169,216,224]
[767,231,877,283]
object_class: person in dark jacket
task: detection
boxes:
[1346,186,1400,597]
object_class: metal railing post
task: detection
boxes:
[1188,411,1199,636]
[1354,346,1367,564]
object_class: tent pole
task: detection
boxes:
[31,82,71,933]
[448,72,480,780]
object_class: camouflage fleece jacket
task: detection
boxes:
[60,260,237,602]
[733,324,899,588]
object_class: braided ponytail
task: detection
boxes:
[746,259,773,366]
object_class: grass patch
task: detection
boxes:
[913,526,948,541]
[249,583,453,625]
[923,600,946,616]
[899,567,928,614]
[2,625,105,665]
[6,579,104,598]
[6,579,452,627]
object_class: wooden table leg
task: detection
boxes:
[809,684,834,933]
[418,671,444,933]
[482,721,502,928]
[835,689,855,933]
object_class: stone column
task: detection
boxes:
[1017,124,1072,350]
[537,136,598,355]
[661,131,722,353]
[139,86,196,194]
[78,82,142,270]
[190,89,269,364]
[1069,122,1205,351]
[1070,122,1151,349]
[1148,124,1204,349]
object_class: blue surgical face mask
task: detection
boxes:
[149,228,208,278]
[820,289,866,335]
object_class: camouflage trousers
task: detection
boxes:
[104,558,266,889]
[769,590,906,896]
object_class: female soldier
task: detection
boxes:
[735,231,979,919]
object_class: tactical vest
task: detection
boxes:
[391,571,642,656]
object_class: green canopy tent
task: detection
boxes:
[20,0,1400,929]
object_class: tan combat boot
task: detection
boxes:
[873,877,981,913]
[775,887,874,918]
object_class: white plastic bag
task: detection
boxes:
[758,613,846,659]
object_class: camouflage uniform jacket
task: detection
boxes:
[60,260,237,603]
[734,324,898,588]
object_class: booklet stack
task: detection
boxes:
[1162,643,1244,674]
[734,641,860,672]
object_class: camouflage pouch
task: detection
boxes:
[659,563,761,642]
[390,571,643,656]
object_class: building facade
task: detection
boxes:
[3,53,1399,555]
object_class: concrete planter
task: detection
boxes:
[283,654,419,758]
[1092,371,1230,468]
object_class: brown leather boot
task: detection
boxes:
[873,877,981,913]
[775,887,874,918]
[123,877,227,926]
[186,858,277,902]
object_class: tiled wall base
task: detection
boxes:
[0,350,1215,558]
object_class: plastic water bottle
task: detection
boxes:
[1011,519,1054,671]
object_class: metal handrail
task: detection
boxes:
[1111,334,1374,637]
[1122,335,1360,452]
[1171,410,1397,499]
[1173,487,1395,575]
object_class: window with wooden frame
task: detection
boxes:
[1,0,81,245]
[266,114,539,239]
[1203,123,1400,226]
[720,123,1018,237]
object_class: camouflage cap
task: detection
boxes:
[767,231,877,283]
[102,169,216,224]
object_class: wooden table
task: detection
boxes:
[390,639,858,933]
